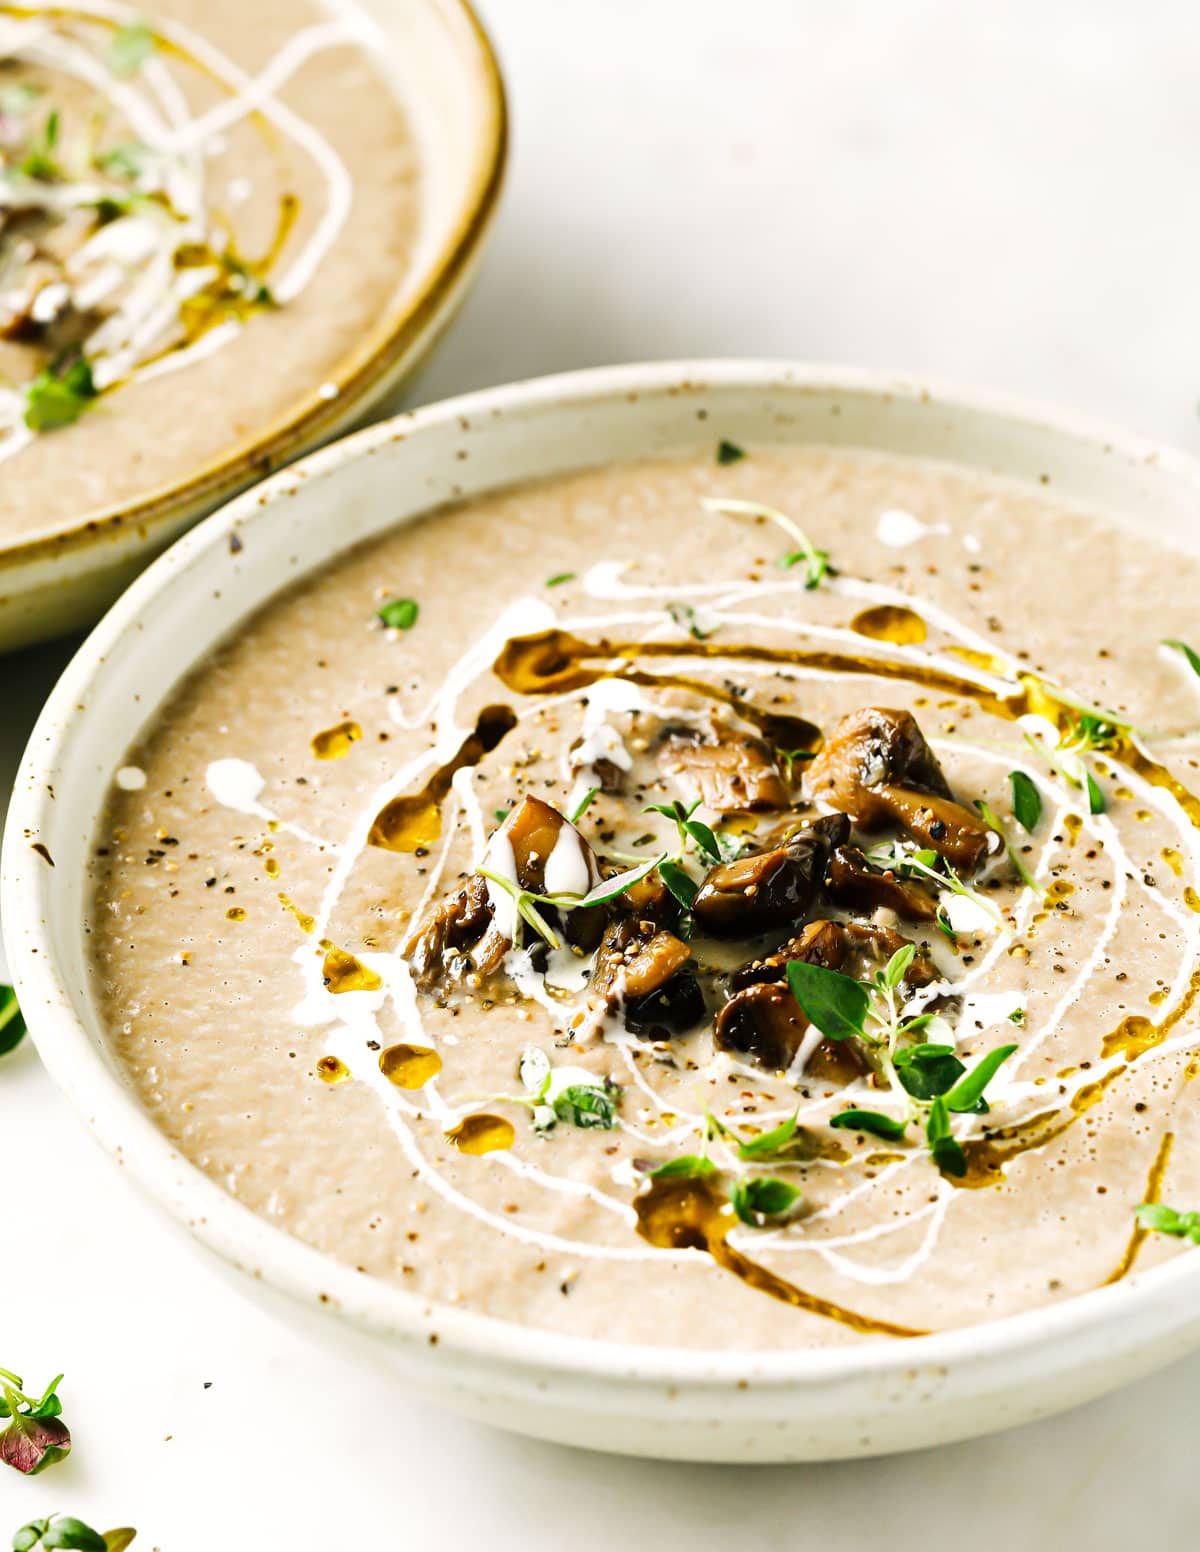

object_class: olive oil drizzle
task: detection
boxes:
[634,1174,926,1337]
[850,604,928,645]
[1103,1130,1175,1284]
[368,705,518,853]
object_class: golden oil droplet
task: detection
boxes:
[311,719,362,760]
[1063,813,1083,846]
[1007,941,1029,959]
[226,905,246,921]
[320,941,383,994]
[1186,886,1200,914]
[850,604,928,646]
[379,1043,442,1089]
[265,856,280,878]
[1161,847,1184,877]
[1113,786,1133,801]
[1135,808,1152,822]
[1149,987,1169,1006]
[317,1055,350,1084]
[278,893,315,933]
[445,1113,515,1155]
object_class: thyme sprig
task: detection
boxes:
[701,497,829,588]
[480,853,667,951]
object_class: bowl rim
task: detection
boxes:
[8,356,1200,1394]
[0,0,508,574]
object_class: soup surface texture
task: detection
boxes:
[88,445,1200,1349]
[1,0,419,545]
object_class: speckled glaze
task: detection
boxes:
[0,0,506,654]
[7,362,1200,1461]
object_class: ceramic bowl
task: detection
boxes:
[7,362,1200,1462]
[0,0,506,655]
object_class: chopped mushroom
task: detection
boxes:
[406,796,605,984]
[591,917,704,1035]
[658,720,790,813]
[826,844,938,922]
[802,707,992,872]
[691,813,850,937]
[714,919,933,1075]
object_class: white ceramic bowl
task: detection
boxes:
[7,362,1200,1463]
[0,0,505,655]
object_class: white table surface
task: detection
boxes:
[4,2,1200,1544]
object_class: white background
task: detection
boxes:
[4,2,1200,1545]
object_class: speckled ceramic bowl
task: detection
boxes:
[0,0,505,654]
[7,363,1200,1461]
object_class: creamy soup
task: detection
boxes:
[0,0,419,545]
[87,445,1200,1349]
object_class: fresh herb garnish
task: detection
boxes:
[545,572,576,588]
[1134,1202,1200,1244]
[643,797,735,867]
[975,798,1045,895]
[715,439,746,465]
[1007,1007,1025,1024]
[0,1369,70,1476]
[1008,770,1042,833]
[568,786,599,824]
[829,1108,909,1142]
[650,1154,716,1179]
[108,19,157,76]
[943,1044,1018,1114]
[730,1176,802,1227]
[785,959,871,1043]
[701,497,829,588]
[377,597,418,630]
[96,141,151,181]
[893,1043,965,1101]
[11,1518,133,1552]
[23,356,98,433]
[493,808,510,823]
[666,601,717,640]
[863,841,1005,932]
[1085,769,1106,815]
[1163,639,1200,679]
[734,1111,802,1162]
[777,748,817,780]
[17,108,61,180]
[925,1095,966,1177]
[0,987,26,1057]
[515,1045,619,1131]
[481,853,668,951]
[657,858,698,909]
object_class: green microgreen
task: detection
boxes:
[96,141,151,181]
[643,797,736,867]
[23,356,97,432]
[1008,770,1042,833]
[1134,1202,1200,1244]
[513,1045,619,1131]
[1163,639,1200,679]
[0,987,26,1057]
[734,1111,802,1162]
[776,748,817,780]
[701,496,829,588]
[715,439,746,464]
[657,858,698,909]
[377,597,419,630]
[829,1108,909,1142]
[974,798,1045,895]
[16,108,61,180]
[108,19,157,75]
[0,1369,70,1476]
[893,1043,965,1101]
[943,1044,1018,1114]
[568,786,599,824]
[666,601,718,640]
[1085,769,1106,815]
[785,959,870,1043]
[11,1520,134,1552]
[545,572,576,588]
[863,840,1005,931]
[649,1154,716,1179]
[481,852,668,952]
[729,1175,802,1227]
[925,1095,966,1177]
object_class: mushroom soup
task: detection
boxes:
[87,444,1200,1348]
[0,0,419,545]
